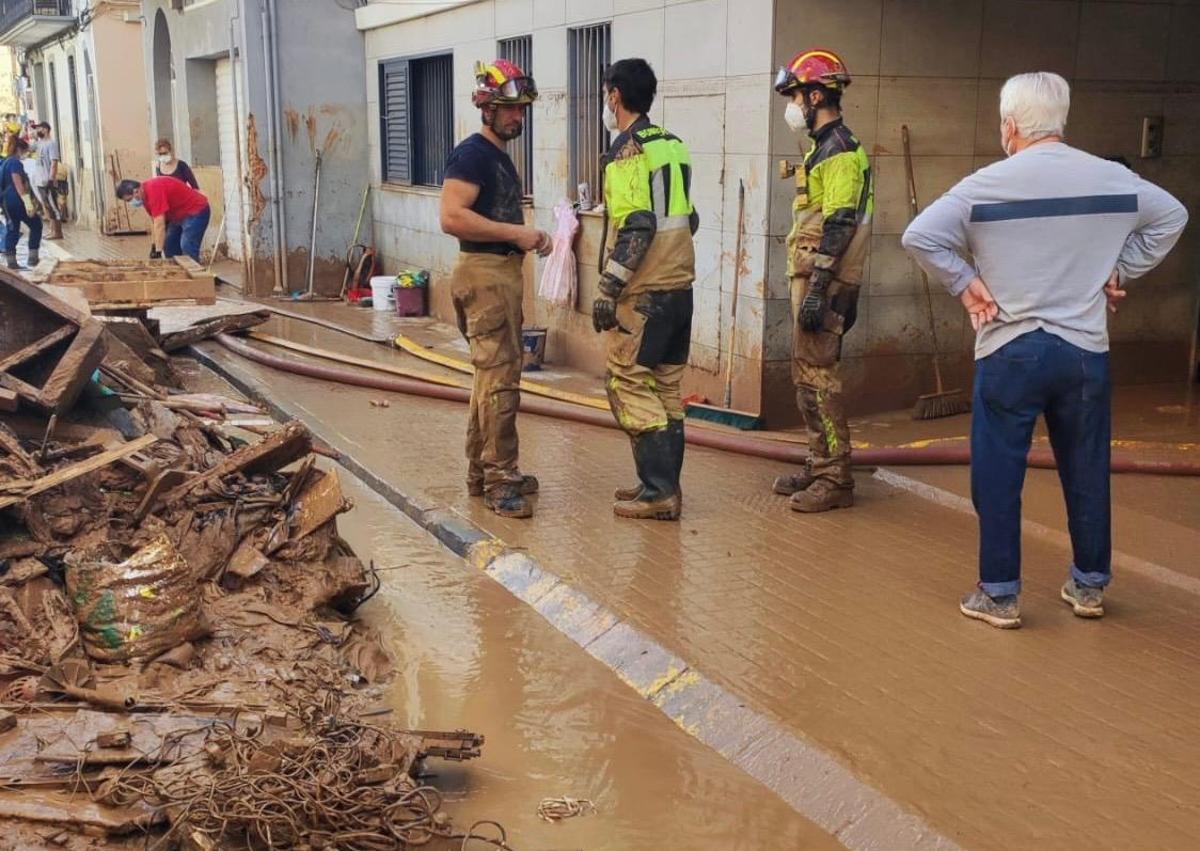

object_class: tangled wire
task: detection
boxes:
[87,698,514,850]
[536,796,596,823]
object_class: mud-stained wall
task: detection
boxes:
[141,0,367,296]
[767,0,1200,420]
[361,0,777,413]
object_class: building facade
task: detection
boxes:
[140,0,369,296]
[2,0,153,235]
[358,0,1199,422]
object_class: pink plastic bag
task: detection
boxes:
[537,201,579,307]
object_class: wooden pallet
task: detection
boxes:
[29,256,216,310]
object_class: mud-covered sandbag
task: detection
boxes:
[65,534,210,663]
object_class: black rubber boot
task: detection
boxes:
[667,418,685,503]
[4,252,19,270]
[613,428,680,520]
[614,434,643,501]
[27,250,39,267]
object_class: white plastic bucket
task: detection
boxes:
[370,276,397,311]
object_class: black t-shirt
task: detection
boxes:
[443,133,524,255]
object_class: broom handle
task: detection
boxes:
[901,125,947,395]
[723,180,745,409]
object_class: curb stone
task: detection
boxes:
[191,342,964,851]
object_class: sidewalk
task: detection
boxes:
[194,319,1200,851]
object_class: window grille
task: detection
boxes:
[568,22,610,206]
[497,34,533,198]
[379,53,453,187]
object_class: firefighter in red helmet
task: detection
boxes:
[771,49,874,512]
[440,59,551,518]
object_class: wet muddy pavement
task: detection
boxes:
[196,324,1200,851]
[336,467,840,850]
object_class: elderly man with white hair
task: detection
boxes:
[902,72,1188,630]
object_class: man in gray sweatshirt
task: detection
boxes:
[902,72,1188,630]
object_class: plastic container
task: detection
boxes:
[394,269,429,317]
[521,326,547,371]
[369,276,397,311]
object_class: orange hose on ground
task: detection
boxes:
[214,333,1200,476]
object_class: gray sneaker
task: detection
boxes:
[1061,579,1104,618]
[959,587,1021,629]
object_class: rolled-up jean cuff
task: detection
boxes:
[980,579,1021,598]
[1071,564,1111,589]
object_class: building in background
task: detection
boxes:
[139,0,369,296]
[0,45,23,115]
[1,0,152,235]
[357,0,1199,421]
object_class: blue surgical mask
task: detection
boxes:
[129,197,143,208]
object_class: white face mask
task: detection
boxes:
[602,97,619,134]
[784,102,808,134]
[129,197,144,208]
[157,154,171,164]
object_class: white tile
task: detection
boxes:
[532,26,569,89]
[724,0,774,77]
[686,152,726,233]
[872,154,975,236]
[533,0,566,28]
[722,74,772,157]
[565,0,614,25]
[720,154,773,239]
[876,77,978,157]
[663,0,727,80]
[660,92,725,155]
[495,0,534,37]
[612,7,666,72]
[615,0,663,12]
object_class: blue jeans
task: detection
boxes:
[3,196,41,253]
[164,205,210,263]
[971,329,1112,597]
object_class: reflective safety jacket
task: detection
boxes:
[601,115,699,296]
[787,117,873,283]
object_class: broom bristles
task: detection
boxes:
[912,388,971,420]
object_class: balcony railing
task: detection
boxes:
[0,1,74,49]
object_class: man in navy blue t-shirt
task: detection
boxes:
[439,59,551,519]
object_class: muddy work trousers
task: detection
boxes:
[790,274,860,486]
[605,289,692,435]
[452,252,526,494]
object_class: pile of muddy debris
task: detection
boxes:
[1,271,487,850]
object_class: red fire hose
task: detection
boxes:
[214,333,1200,476]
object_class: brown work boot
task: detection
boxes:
[773,462,816,495]
[614,482,642,501]
[47,219,63,240]
[469,474,538,498]
[614,492,681,521]
[789,478,854,513]
[484,483,533,519]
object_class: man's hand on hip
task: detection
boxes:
[1104,269,1127,314]
[961,277,999,332]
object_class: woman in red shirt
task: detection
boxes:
[115,177,211,262]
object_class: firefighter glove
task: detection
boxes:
[592,295,618,333]
[22,196,36,218]
[800,269,833,333]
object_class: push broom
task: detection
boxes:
[685,179,763,429]
[902,125,971,420]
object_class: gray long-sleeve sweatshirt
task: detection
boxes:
[901,141,1188,359]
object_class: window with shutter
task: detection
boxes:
[380,59,411,184]
[379,54,453,187]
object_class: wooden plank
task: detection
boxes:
[0,326,75,374]
[158,421,310,507]
[0,268,88,327]
[0,434,158,509]
[159,309,270,352]
[46,277,215,304]
[0,387,17,412]
[35,318,108,414]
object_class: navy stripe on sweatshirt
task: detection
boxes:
[970,194,1138,223]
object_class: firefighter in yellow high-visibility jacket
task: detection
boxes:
[772,48,873,513]
[592,58,699,522]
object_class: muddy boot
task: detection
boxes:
[470,473,538,498]
[960,587,1021,629]
[27,250,38,267]
[47,219,63,240]
[789,477,854,513]
[4,252,19,270]
[773,460,817,496]
[614,428,680,521]
[614,434,642,500]
[667,418,685,506]
[484,482,533,519]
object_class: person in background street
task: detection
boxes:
[770,48,873,513]
[33,123,63,240]
[902,72,1188,630]
[1,136,43,269]
[439,58,551,519]
[114,176,211,264]
[154,138,199,189]
[592,58,698,521]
